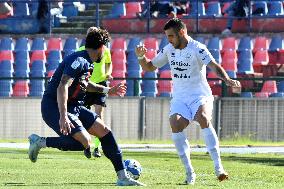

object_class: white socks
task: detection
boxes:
[172,132,194,175]
[117,169,128,180]
[202,124,223,172]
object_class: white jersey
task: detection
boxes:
[152,37,214,100]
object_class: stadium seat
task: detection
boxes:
[112,49,126,63]
[111,37,127,51]
[159,92,171,97]
[62,2,78,17]
[253,50,269,66]
[0,80,13,97]
[112,70,125,78]
[159,36,169,50]
[269,35,283,52]
[121,2,141,18]
[252,1,268,16]
[30,50,46,63]
[31,37,46,51]
[238,36,253,51]
[13,2,30,16]
[127,37,141,52]
[255,92,269,98]
[47,60,60,71]
[222,37,237,52]
[63,37,78,52]
[29,80,45,96]
[47,70,55,78]
[221,50,237,71]
[238,58,254,74]
[194,36,205,44]
[15,50,30,63]
[0,37,14,51]
[0,51,14,62]
[206,1,221,17]
[15,37,30,52]
[47,38,62,53]
[267,1,283,16]
[0,60,13,77]
[277,81,284,92]
[30,60,46,77]
[14,59,29,77]
[158,70,172,94]
[207,71,221,86]
[253,37,268,53]
[209,49,222,63]
[126,71,142,96]
[226,71,237,78]
[144,37,158,50]
[141,92,157,97]
[159,63,171,72]
[47,50,62,62]
[106,2,126,18]
[189,2,205,16]
[269,92,284,97]
[145,49,157,60]
[12,80,29,97]
[261,80,277,94]
[240,92,253,98]
[112,60,126,73]
[207,37,222,50]
[221,2,232,16]
[142,71,157,93]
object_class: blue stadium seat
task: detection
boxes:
[47,60,60,71]
[126,76,141,96]
[62,3,78,17]
[31,37,46,51]
[195,36,205,44]
[277,81,284,92]
[28,2,39,17]
[0,60,13,77]
[142,72,157,93]
[0,80,13,97]
[209,49,221,63]
[15,51,30,63]
[29,80,45,96]
[269,35,283,51]
[206,1,221,16]
[238,50,253,74]
[240,92,253,98]
[252,1,268,16]
[15,59,29,77]
[127,37,141,52]
[189,2,205,16]
[63,37,78,52]
[13,2,30,16]
[267,1,283,16]
[158,63,171,72]
[141,92,157,97]
[269,92,284,97]
[0,37,14,51]
[15,37,30,51]
[207,37,221,50]
[226,71,237,78]
[47,50,62,62]
[238,36,253,51]
[159,92,171,97]
[30,60,46,77]
[106,3,126,18]
[159,36,169,50]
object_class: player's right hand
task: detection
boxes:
[59,114,75,135]
[109,82,127,97]
[135,43,147,57]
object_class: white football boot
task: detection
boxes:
[116,177,146,186]
[28,134,45,163]
[185,172,196,185]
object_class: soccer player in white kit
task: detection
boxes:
[135,18,241,185]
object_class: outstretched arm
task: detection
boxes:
[207,61,241,89]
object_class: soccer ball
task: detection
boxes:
[124,159,142,180]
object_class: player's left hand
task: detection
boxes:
[225,79,241,93]
[109,82,127,97]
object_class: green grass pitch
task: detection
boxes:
[0,148,283,189]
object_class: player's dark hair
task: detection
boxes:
[163,18,186,33]
[85,28,110,50]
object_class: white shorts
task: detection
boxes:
[169,96,214,121]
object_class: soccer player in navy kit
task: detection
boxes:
[28,29,145,186]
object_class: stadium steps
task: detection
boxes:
[52,3,112,34]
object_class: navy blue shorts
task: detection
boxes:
[41,96,98,136]
[84,81,107,108]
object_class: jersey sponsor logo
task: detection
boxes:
[170,60,190,67]
[71,57,88,69]
[173,73,190,78]
[171,52,175,57]
[199,49,205,54]
[174,67,187,71]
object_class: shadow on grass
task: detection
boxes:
[4,182,115,186]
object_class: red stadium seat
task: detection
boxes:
[0,50,14,62]
[47,37,62,53]
[121,2,141,18]
[253,50,269,66]
[222,37,237,52]
[112,59,126,72]
[207,71,221,86]
[30,50,46,63]
[144,37,159,50]
[145,49,157,59]
[261,80,277,94]
[12,80,29,97]
[253,37,269,53]
[112,70,126,78]
[221,50,237,71]
[255,92,269,98]
[111,49,126,63]
[111,37,127,51]
[158,70,172,93]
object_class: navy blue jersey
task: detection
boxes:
[44,50,93,105]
